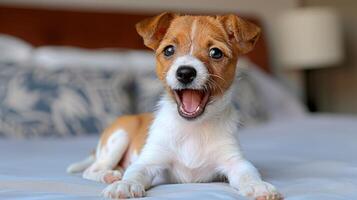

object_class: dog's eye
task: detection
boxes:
[163,45,175,57]
[209,48,223,59]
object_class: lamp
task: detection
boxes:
[273,7,344,106]
[276,7,344,69]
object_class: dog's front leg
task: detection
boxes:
[102,163,161,199]
[225,158,282,200]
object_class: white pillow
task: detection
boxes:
[31,46,155,71]
[0,34,33,64]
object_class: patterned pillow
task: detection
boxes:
[0,63,131,138]
[132,70,164,113]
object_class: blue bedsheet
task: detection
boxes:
[1,115,356,200]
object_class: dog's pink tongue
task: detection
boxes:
[181,90,201,113]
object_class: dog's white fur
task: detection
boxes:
[82,130,128,183]
[100,56,278,198]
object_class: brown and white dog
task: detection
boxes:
[67,13,282,200]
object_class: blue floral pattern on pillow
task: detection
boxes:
[0,63,131,138]
[133,71,164,113]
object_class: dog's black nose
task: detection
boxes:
[176,66,197,84]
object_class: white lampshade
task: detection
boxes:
[276,7,344,69]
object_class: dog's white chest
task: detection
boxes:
[146,101,239,184]
[169,161,216,183]
[168,132,219,183]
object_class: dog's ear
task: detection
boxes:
[136,12,177,50]
[217,14,261,54]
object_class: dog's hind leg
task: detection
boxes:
[67,154,95,174]
[83,129,129,184]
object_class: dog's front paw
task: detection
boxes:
[239,181,283,200]
[102,170,123,184]
[102,180,145,199]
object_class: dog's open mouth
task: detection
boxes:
[173,89,210,120]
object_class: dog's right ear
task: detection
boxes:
[136,12,177,50]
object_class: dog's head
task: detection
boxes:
[136,13,260,120]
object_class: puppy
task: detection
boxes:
[67,13,282,200]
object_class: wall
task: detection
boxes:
[0,0,298,15]
[0,0,299,69]
[304,0,357,113]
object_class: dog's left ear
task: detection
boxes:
[217,15,261,54]
[136,12,177,50]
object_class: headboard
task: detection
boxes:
[0,5,270,72]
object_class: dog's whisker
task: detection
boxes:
[207,78,224,95]
[208,73,227,84]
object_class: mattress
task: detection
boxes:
[0,114,356,200]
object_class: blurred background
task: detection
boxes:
[0,0,356,138]
[1,2,357,199]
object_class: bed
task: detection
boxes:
[0,5,357,200]
[1,115,357,200]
